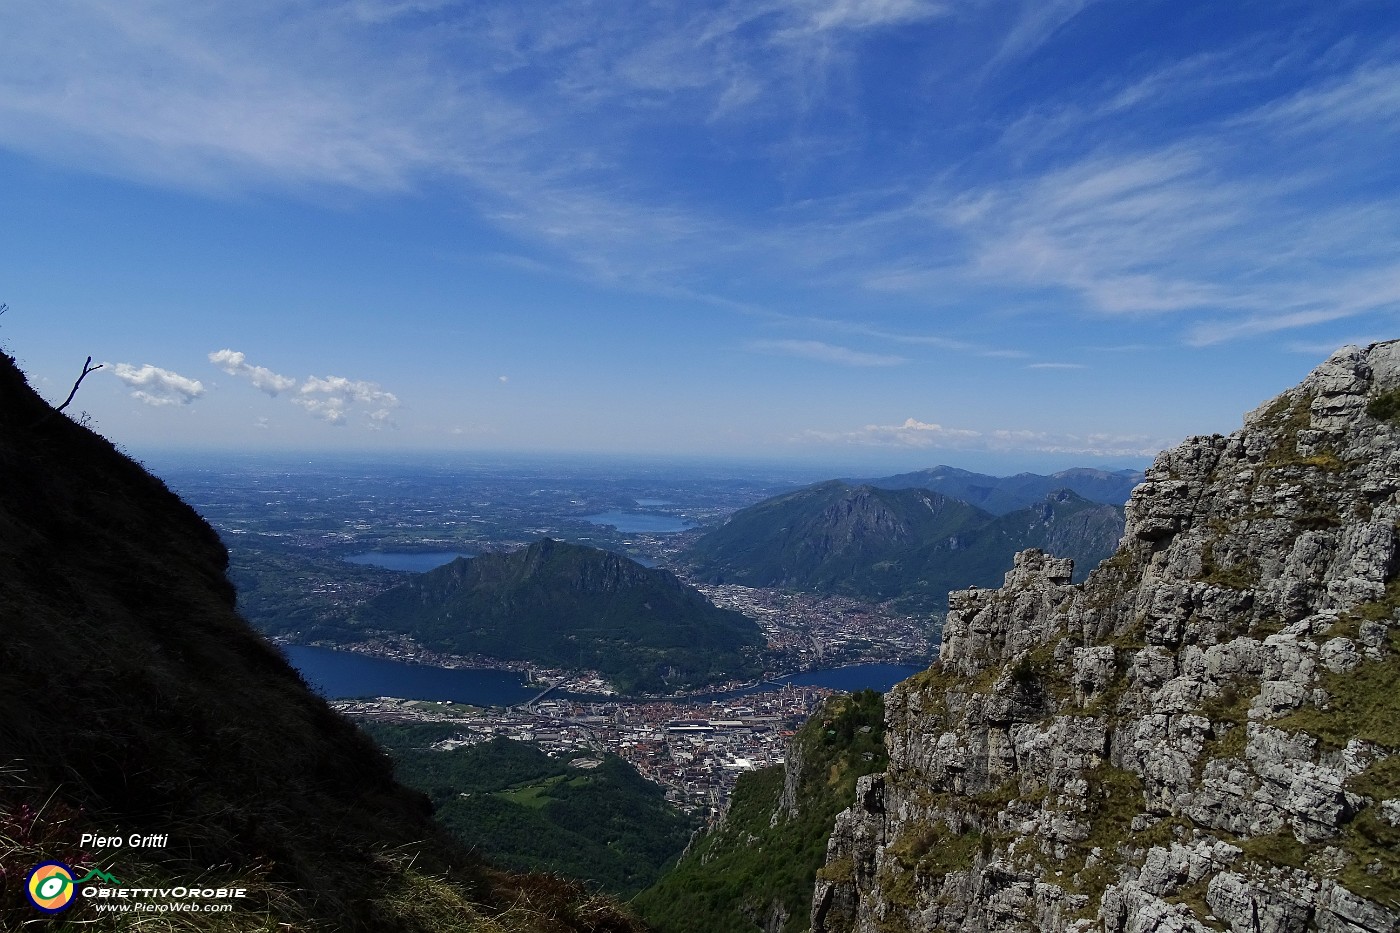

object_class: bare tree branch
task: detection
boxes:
[56,356,104,414]
[32,356,104,427]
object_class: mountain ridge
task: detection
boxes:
[850,465,1144,515]
[685,482,1124,610]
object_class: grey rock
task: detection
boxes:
[812,343,1400,933]
[1206,872,1311,933]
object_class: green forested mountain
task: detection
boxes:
[367,728,698,897]
[633,691,887,933]
[354,537,763,693]
[684,481,1123,609]
[0,352,647,931]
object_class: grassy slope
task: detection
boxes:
[633,691,886,933]
[367,729,698,897]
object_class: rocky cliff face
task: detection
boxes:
[813,343,1400,933]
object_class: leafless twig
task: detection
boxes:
[55,356,103,414]
[32,356,104,427]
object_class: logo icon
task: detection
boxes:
[26,862,76,913]
[75,867,123,885]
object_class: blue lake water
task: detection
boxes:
[344,551,473,572]
[285,645,923,704]
[287,646,546,705]
[581,511,695,533]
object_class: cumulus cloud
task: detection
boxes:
[209,349,297,395]
[295,374,400,427]
[206,348,400,428]
[803,416,1171,457]
[300,374,399,406]
[112,363,205,407]
[290,397,346,425]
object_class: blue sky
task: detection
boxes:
[1,0,1397,473]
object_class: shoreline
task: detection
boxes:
[277,636,926,703]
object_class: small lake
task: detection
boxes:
[285,646,922,704]
[581,511,695,533]
[344,551,473,572]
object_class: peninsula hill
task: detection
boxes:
[684,481,1124,610]
[352,537,763,693]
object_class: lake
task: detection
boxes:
[581,511,695,533]
[344,551,473,572]
[285,645,923,704]
[286,646,548,705]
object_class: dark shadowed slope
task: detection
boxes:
[0,351,646,932]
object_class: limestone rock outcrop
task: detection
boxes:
[814,342,1400,933]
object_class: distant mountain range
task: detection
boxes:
[848,464,1143,515]
[353,537,763,693]
[683,481,1125,610]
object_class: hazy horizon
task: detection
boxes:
[134,442,1153,482]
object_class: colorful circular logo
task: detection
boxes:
[26,862,76,913]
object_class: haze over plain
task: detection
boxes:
[1,1,1397,472]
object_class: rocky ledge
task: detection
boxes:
[814,342,1400,933]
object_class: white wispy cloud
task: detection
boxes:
[208,349,296,395]
[348,0,464,25]
[1241,61,1400,137]
[3,2,1398,354]
[1026,362,1085,370]
[748,339,905,366]
[783,0,950,35]
[945,52,1400,343]
[0,0,1107,290]
[985,0,1099,73]
[804,416,1172,457]
[111,363,205,406]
